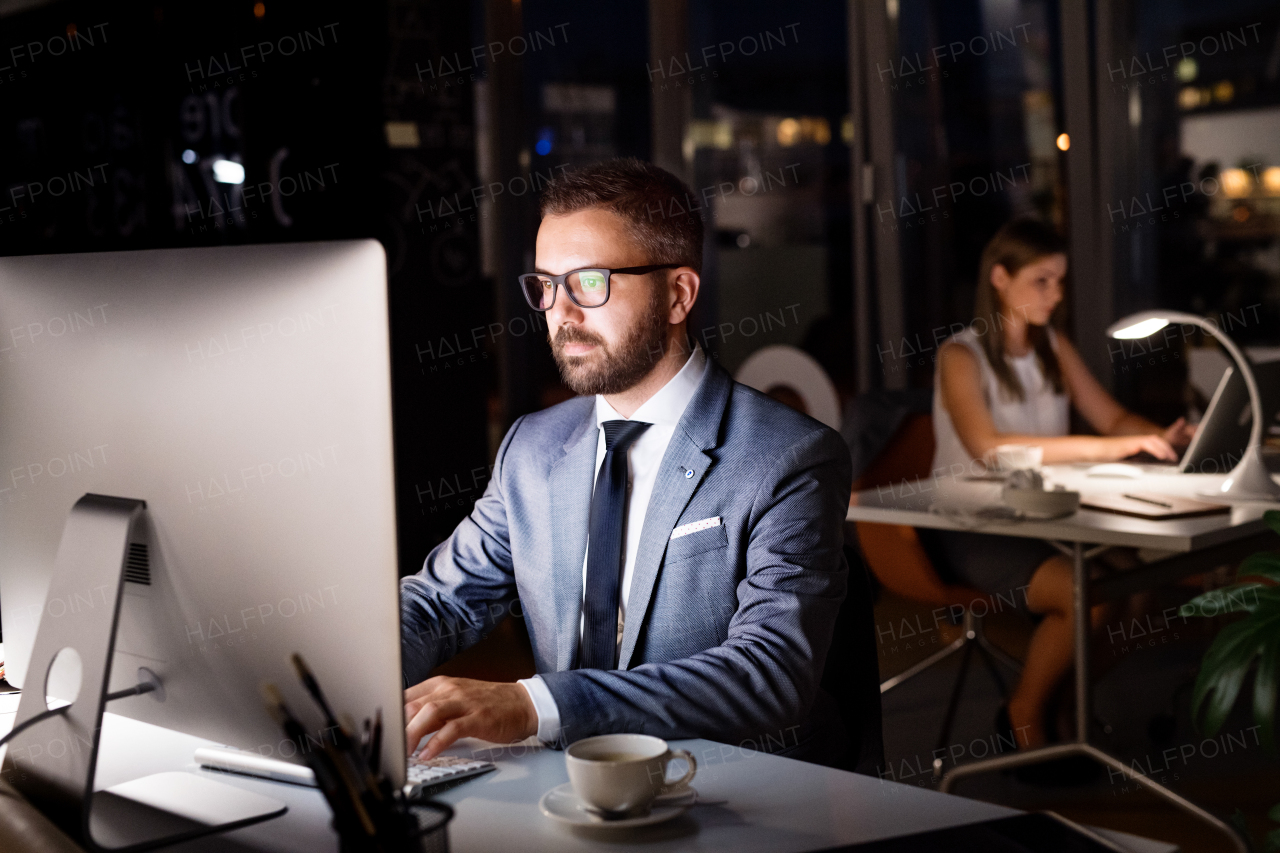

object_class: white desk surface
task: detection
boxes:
[0,707,1175,852]
[847,465,1280,551]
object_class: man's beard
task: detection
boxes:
[550,284,669,396]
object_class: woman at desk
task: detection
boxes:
[928,218,1194,752]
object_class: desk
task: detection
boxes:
[847,464,1280,853]
[0,710,1175,852]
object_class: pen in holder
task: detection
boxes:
[263,654,453,853]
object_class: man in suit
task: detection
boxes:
[401,158,853,764]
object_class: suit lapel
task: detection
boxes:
[548,411,598,671]
[618,360,732,670]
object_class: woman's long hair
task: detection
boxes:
[972,218,1068,401]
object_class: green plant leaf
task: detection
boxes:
[1193,621,1259,735]
[1270,802,1280,823]
[1193,608,1280,737]
[1265,509,1280,538]
[1255,633,1280,752]
[1229,810,1258,853]
[1183,582,1269,618]
[1239,552,1280,585]
[1188,513,1280,766]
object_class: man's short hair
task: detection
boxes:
[539,158,703,273]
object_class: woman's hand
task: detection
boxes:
[1102,434,1178,462]
[1162,417,1196,450]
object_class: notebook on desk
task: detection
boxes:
[1081,491,1230,520]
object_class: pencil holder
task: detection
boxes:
[262,654,456,853]
[403,800,453,853]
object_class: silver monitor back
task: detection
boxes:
[0,240,404,782]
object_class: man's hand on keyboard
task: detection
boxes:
[404,676,537,760]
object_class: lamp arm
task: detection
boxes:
[1159,311,1264,449]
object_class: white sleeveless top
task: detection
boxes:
[932,327,1070,472]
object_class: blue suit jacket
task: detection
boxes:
[400,359,853,757]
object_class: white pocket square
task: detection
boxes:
[670,517,721,540]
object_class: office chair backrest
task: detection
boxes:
[853,413,992,611]
[853,412,935,490]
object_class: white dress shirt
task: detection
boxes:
[518,345,709,743]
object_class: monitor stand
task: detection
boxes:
[1,494,287,852]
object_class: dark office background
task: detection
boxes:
[4,1,1280,546]
[0,0,488,574]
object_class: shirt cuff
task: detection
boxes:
[518,676,563,745]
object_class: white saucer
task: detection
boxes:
[538,783,697,828]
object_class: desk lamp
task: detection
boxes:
[1107,310,1280,501]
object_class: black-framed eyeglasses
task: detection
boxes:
[518,264,681,311]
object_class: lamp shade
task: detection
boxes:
[1106,310,1280,501]
[1107,315,1170,340]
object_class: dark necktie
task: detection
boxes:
[579,419,652,670]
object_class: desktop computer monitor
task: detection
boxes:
[0,240,405,787]
[1180,359,1280,474]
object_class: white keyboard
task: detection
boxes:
[406,755,494,787]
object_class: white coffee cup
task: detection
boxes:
[993,444,1043,471]
[565,734,697,815]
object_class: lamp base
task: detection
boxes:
[1196,445,1280,503]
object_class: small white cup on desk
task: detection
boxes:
[993,444,1043,472]
[564,734,696,817]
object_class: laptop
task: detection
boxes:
[1123,359,1280,476]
